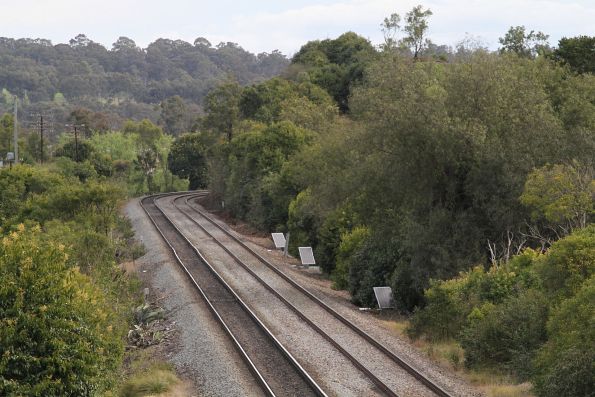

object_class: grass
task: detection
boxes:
[118,349,183,397]
[119,362,180,397]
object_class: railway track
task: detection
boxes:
[140,193,326,397]
[165,192,453,397]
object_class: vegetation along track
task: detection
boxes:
[172,192,453,397]
[140,193,326,397]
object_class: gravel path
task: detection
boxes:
[124,198,264,397]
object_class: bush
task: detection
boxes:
[535,224,595,302]
[460,289,549,379]
[332,226,369,290]
[0,226,123,396]
[407,278,467,341]
[533,277,595,397]
[315,204,359,275]
[407,252,540,341]
[349,234,398,307]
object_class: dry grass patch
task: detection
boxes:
[119,362,181,397]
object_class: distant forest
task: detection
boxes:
[0,34,288,123]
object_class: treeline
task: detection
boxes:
[166,9,594,396]
[0,34,288,115]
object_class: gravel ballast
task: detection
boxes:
[124,198,264,397]
[160,197,481,396]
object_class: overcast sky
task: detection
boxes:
[2,0,594,55]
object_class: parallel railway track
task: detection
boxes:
[164,192,453,397]
[140,193,326,397]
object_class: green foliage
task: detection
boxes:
[521,162,594,231]
[315,204,359,275]
[342,51,591,308]
[408,249,541,340]
[552,35,595,74]
[123,119,163,149]
[402,5,433,59]
[168,132,210,190]
[54,139,94,163]
[202,79,242,141]
[287,189,320,254]
[0,113,14,158]
[332,226,370,290]
[120,366,179,397]
[291,32,377,112]
[159,96,187,136]
[348,233,398,307]
[0,35,288,105]
[239,78,337,128]
[222,121,312,227]
[535,224,595,302]
[459,290,549,379]
[0,226,123,395]
[499,26,550,58]
[532,277,595,397]
[89,131,139,162]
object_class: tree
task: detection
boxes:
[123,119,163,149]
[202,79,242,141]
[402,5,433,59]
[168,133,210,189]
[291,32,377,112]
[380,13,401,50]
[521,162,594,233]
[499,26,550,58]
[159,95,187,136]
[552,35,595,74]
[68,108,110,134]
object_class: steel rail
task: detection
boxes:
[140,193,327,397]
[179,193,453,397]
[171,194,399,397]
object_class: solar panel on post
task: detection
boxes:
[271,233,286,249]
[298,247,316,268]
[373,287,395,309]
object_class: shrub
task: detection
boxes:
[460,289,549,379]
[535,224,595,302]
[532,277,595,397]
[315,204,359,275]
[407,278,467,341]
[408,251,540,341]
[349,234,398,307]
[332,226,370,289]
[0,226,123,396]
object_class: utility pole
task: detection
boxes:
[64,123,84,162]
[74,125,79,162]
[39,114,44,163]
[13,96,18,164]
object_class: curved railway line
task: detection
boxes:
[140,193,325,397]
[144,191,455,396]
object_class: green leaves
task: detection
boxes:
[0,227,123,396]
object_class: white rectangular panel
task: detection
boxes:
[373,286,395,309]
[298,247,316,265]
[271,233,286,249]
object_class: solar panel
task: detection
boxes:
[373,287,395,309]
[271,233,286,249]
[298,247,316,266]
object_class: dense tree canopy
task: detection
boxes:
[291,32,377,112]
[0,35,288,105]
